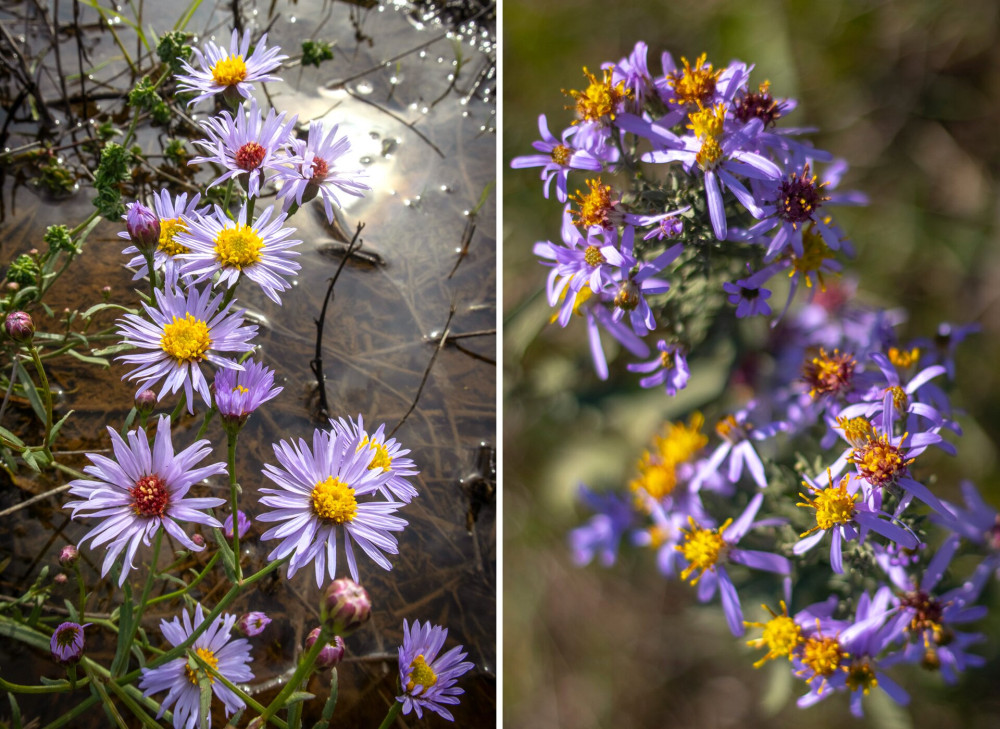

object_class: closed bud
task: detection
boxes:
[306,628,345,668]
[50,622,88,665]
[4,311,34,342]
[54,573,68,584]
[135,389,157,415]
[58,545,79,567]
[124,201,160,252]
[191,533,205,548]
[237,611,271,637]
[321,578,371,636]
[224,510,251,540]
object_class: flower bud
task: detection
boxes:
[58,545,79,567]
[238,611,271,637]
[135,389,157,415]
[191,533,206,548]
[4,311,34,342]
[224,510,251,540]
[50,622,87,665]
[54,572,68,584]
[321,578,371,636]
[306,628,345,669]
[124,201,160,252]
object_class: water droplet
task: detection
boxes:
[463,210,470,216]
[359,156,373,166]
[440,185,451,193]
[420,106,429,114]
[289,16,297,23]
[419,50,426,58]
[436,57,444,63]
[356,81,374,95]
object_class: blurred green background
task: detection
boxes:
[503,1,1000,728]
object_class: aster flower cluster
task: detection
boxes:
[0,26,476,729]
[551,42,991,718]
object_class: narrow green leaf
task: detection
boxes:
[0,426,24,447]
[12,360,45,422]
[92,342,134,357]
[8,689,23,729]
[66,349,111,367]
[49,410,75,444]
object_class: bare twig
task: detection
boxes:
[310,222,366,420]
[343,87,445,159]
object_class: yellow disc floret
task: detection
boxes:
[211,55,248,86]
[569,177,615,230]
[158,218,190,256]
[407,654,438,693]
[802,348,855,399]
[630,452,677,500]
[745,601,803,668]
[160,314,212,364]
[677,516,731,584]
[888,346,920,369]
[563,67,631,123]
[800,628,848,693]
[310,476,358,524]
[655,413,709,464]
[846,659,878,695]
[359,436,393,472]
[185,647,219,685]
[850,432,912,487]
[668,54,721,107]
[790,225,835,289]
[214,224,264,269]
[689,104,727,169]
[836,415,874,449]
[798,470,858,534]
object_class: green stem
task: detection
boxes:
[246,194,256,222]
[376,701,403,729]
[27,344,54,461]
[112,529,163,676]
[0,674,90,694]
[192,653,288,729]
[223,177,235,212]
[256,626,330,726]
[226,429,243,581]
[142,248,158,299]
[39,694,100,729]
[72,562,87,620]
[146,551,220,607]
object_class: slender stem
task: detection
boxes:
[256,626,331,726]
[227,429,243,582]
[0,674,90,694]
[39,694,100,729]
[142,248,158,299]
[376,701,403,729]
[27,344,54,461]
[72,562,87,620]
[146,551,220,607]
[223,177,235,212]
[246,194,256,222]
[193,654,288,729]
[114,529,162,676]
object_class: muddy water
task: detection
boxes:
[0,1,495,726]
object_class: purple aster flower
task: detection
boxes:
[636,210,686,241]
[569,484,635,567]
[175,29,287,107]
[602,41,654,110]
[631,496,690,578]
[604,225,683,335]
[116,274,257,412]
[675,493,790,636]
[120,189,207,281]
[65,415,226,585]
[532,208,622,296]
[190,98,298,198]
[693,407,786,490]
[328,413,419,503]
[722,264,778,318]
[273,120,369,221]
[257,427,409,586]
[654,52,752,113]
[139,604,253,729]
[123,201,160,252]
[510,114,603,202]
[237,611,271,637]
[224,510,251,540]
[50,621,88,664]
[177,203,302,304]
[396,619,474,722]
[627,340,690,395]
[933,480,1000,551]
[794,470,920,574]
[213,359,283,427]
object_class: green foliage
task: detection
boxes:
[5,254,39,287]
[30,154,76,195]
[44,225,76,253]
[156,30,193,73]
[128,76,171,125]
[302,40,335,68]
[92,142,133,220]
[164,138,189,166]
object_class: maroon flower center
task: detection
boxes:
[777,166,828,226]
[130,474,169,517]
[733,81,782,127]
[310,156,329,180]
[235,142,266,171]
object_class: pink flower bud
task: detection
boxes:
[124,201,160,252]
[322,578,371,636]
[306,628,345,668]
[4,311,34,342]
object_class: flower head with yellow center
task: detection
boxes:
[797,623,849,694]
[158,218,190,256]
[175,28,287,107]
[850,430,913,488]
[331,414,421,503]
[210,55,247,87]
[677,516,732,584]
[689,103,727,169]
[667,53,721,108]
[745,601,803,668]
[798,470,858,535]
[397,619,474,722]
[569,177,617,230]
[563,67,631,124]
[655,412,709,464]
[259,428,409,585]
[789,223,837,290]
[802,348,856,399]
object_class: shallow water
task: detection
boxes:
[0,0,495,725]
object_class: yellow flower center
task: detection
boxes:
[185,647,219,685]
[563,67,631,123]
[846,659,878,695]
[745,602,803,668]
[406,654,438,693]
[630,455,676,500]
[233,384,249,395]
[359,436,393,472]
[836,416,875,448]
[668,54,721,107]
[801,634,848,684]
[214,224,264,269]
[160,314,212,364]
[886,385,908,411]
[569,177,614,229]
[799,471,858,533]
[659,350,674,369]
[645,525,670,549]
[654,413,708,464]
[584,245,605,267]
[888,346,920,369]
[211,55,248,86]
[310,476,358,523]
[677,517,731,584]
[716,414,750,444]
[790,225,834,286]
[689,104,727,169]
[851,433,912,487]
[551,144,571,166]
[158,218,190,256]
[801,348,855,399]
